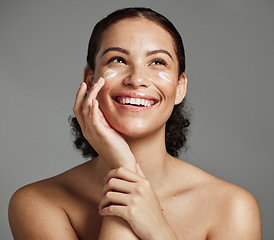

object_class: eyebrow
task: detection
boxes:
[100,47,173,61]
[146,49,173,61]
[100,47,129,58]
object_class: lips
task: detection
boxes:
[113,92,159,108]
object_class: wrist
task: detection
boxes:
[119,159,137,172]
[109,156,137,172]
[100,154,137,172]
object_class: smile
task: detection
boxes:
[117,97,152,107]
[114,93,159,109]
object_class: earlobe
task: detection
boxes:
[175,72,187,105]
[83,65,94,90]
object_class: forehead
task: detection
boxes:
[98,18,176,54]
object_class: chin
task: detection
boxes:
[111,119,165,140]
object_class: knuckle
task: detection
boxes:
[116,167,124,175]
[135,185,145,195]
[105,191,112,199]
[108,205,115,214]
[82,107,89,116]
[108,178,115,187]
[127,206,137,220]
[143,179,151,188]
[131,195,139,205]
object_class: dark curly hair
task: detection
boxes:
[69,7,190,159]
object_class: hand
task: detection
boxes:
[98,167,178,240]
[73,78,136,171]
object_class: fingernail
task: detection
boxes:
[80,82,84,88]
[98,77,104,83]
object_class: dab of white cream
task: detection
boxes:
[103,69,117,79]
[159,72,172,83]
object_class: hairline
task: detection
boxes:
[93,16,180,74]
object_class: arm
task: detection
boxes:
[99,167,178,240]
[73,78,136,171]
[73,78,139,239]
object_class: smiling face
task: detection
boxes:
[85,18,187,138]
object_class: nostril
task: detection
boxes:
[123,76,150,88]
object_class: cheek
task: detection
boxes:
[102,68,128,83]
[150,71,177,95]
[103,69,117,80]
[152,71,178,100]
[101,68,176,97]
[148,71,175,87]
[158,72,172,83]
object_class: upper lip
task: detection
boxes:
[112,92,160,105]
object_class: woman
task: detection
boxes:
[9,7,261,239]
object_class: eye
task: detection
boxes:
[108,57,127,64]
[150,59,167,66]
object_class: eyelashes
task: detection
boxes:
[107,57,126,64]
[150,59,167,66]
[107,56,167,67]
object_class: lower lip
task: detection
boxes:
[113,100,154,112]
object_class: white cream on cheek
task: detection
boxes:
[158,72,172,83]
[103,69,117,79]
[103,69,172,84]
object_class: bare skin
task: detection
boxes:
[8,157,261,239]
[9,18,261,239]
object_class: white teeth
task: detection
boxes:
[119,98,151,107]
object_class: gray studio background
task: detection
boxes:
[1,0,273,239]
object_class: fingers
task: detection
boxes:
[99,191,128,211]
[102,178,132,196]
[84,77,105,107]
[104,167,145,184]
[73,77,105,134]
[73,82,87,127]
[82,77,105,128]
[90,98,101,128]
[99,205,127,220]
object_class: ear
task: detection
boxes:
[175,72,187,105]
[83,65,94,90]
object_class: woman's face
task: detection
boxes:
[85,18,187,138]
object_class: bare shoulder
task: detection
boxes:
[171,159,262,239]
[8,161,96,240]
[206,176,262,239]
[9,181,77,239]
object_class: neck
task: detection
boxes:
[122,126,173,190]
[95,126,176,192]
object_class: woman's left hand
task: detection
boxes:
[98,166,178,240]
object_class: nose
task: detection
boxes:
[123,65,151,88]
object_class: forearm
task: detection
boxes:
[98,216,139,239]
[99,216,178,240]
[98,161,138,239]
